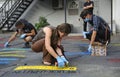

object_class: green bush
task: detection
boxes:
[35,16,49,30]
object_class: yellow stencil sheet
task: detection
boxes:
[14,65,77,71]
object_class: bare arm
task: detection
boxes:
[8,32,18,43]
[56,38,63,56]
[90,30,97,45]
[43,27,58,58]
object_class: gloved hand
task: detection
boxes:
[56,56,65,68]
[20,34,26,39]
[88,45,92,52]
[61,56,69,64]
[82,31,89,38]
[4,42,9,48]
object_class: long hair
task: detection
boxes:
[51,23,71,49]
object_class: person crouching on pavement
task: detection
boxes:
[80,10,111,52]
[4,19,37,48]
[31,23,71,68]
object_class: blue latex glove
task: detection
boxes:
[4,42,9,48]
[61,56,69,64]
[20,34,26,39]
[56,56,65,68]
[88,45,92,52]
[82,31,89,38]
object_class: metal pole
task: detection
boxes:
[64,0,67,23]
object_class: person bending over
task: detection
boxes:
[31,23,71,68]
[4,19,37,48]
[80,10,111,52]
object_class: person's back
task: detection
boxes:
[32,26,55,43]
[91,15,111,43]
[18,19,37,34]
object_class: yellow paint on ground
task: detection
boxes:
[14,65,77,71]
[0,54,25,58]
[111,43,120,46]
[0,51,25,54]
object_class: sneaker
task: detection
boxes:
[42,61,51,65]
[23,42,31,48]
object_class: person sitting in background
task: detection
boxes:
[80,10,111,52]
[31,23,71,68]
[4,19,37,48]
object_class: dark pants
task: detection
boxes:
[86,29,111,44]
[31,39,65,64]
[83,21,87,32]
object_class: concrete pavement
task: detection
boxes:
[0,32,120,77]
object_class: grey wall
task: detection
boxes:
[99,0,111,24]
[20,0,83,33]
[10,0,111,33]
[113,0,120,33]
